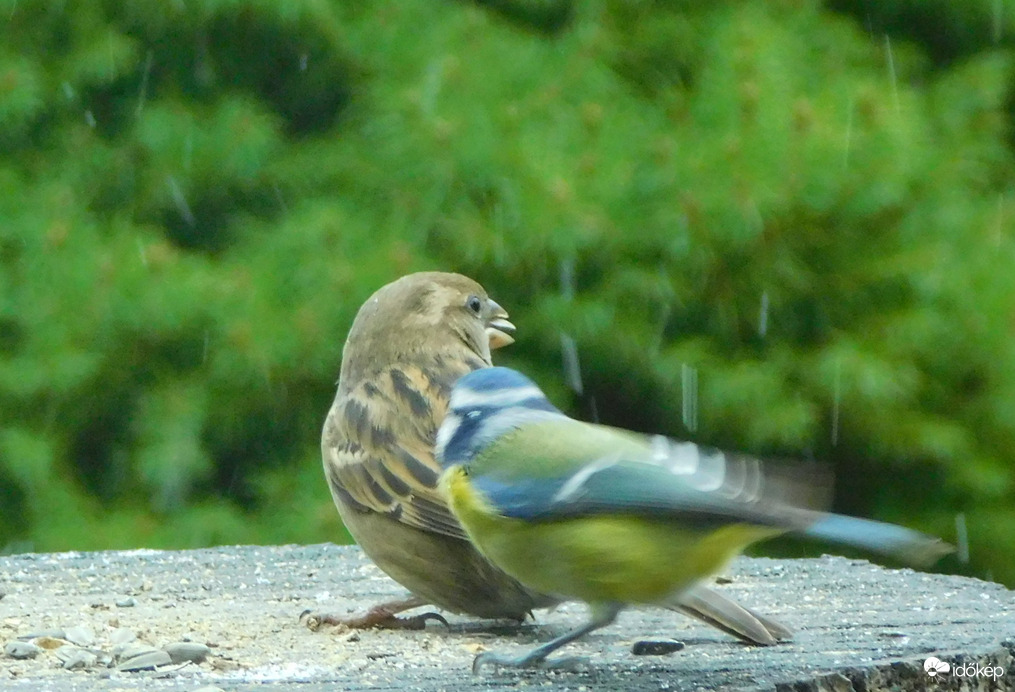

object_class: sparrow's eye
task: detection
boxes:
[466,295,483,315]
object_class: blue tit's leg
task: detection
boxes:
[473,603,623,673]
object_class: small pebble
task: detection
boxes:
[4,641,42,659]
[64,649,99,670]
[18,629,65,641]
[32,636,68,650]
[65,625,96,647]
[116,597,137,608]
[117,650,172,671]
[631,639,685,656]
[116,643,163,662]
[110,628,137,646]
[55,645,98,670]
[164,641,211,664]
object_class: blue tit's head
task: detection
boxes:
[435,367,566,469]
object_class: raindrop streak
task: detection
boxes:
[108,32,116,78]
[300,53,308,71]
[758,291,769,338]
[84,110,96,128]
[993,0,1004,43]
[183,133,193,171]
[650,301,671,355]
[842,97,853,168]
[994,194,1005,247]
[273,183,288,213]
[681,363,698,433]
[560,333,583,396]
[883,35,900,115]
[954,512,969,564]
[166,176,195,226]
[559,256,575,302]
[136,50,154,117]
[136,238,148,267]
[420,59,444,118]
[831,359,841,446]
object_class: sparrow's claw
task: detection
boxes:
[301,596,447,631]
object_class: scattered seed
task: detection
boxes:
[631,639,685,656]
[164,641,210,664]
[115,643,163,662]
[110,628,137,646]
[4,641,42,659]
[366,651,395,660]
[18,629,65,641]
[55,645,98,669]
[65,625,96,647]
[116,649,172,671]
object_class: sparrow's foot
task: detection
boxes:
[301,596,448,631]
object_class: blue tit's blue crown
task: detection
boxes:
[435,367,566,468]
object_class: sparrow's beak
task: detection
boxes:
[486,299,516,350]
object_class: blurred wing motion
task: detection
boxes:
[437,366,952,671]
[476,421,950,566]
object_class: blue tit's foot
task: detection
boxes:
[472,651,589,674]
[301,596,449,631]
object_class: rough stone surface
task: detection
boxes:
[0,544,1011,690]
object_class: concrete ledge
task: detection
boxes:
[0,544,1011,690]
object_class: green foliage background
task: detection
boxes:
[2,0,1013,584]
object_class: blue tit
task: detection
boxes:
[318,273,791,646]
[436,367,952,671]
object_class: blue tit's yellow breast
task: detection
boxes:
[440,468,781,605]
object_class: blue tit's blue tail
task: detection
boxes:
[802,513,952,566]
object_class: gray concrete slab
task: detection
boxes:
[0,544,1011,690]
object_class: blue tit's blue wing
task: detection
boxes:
[471,420,950,565]
[472,420,814,531]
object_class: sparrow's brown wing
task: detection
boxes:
[323,362,470,540]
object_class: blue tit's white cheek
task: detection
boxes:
[435,412,461,463]
[449,383,547,411]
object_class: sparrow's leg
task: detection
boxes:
[301,595,449,631]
